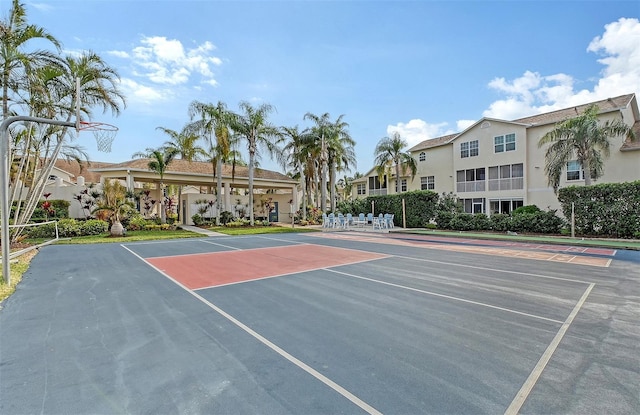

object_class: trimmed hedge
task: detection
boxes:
[558,181,640,238]
[338,190,438,228]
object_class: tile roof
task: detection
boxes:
[53,159,115,184]
[408,133,458,152]
[621,120,640,151]
[408,94,637,153]
[91,158,295,182]
[512,94,635,126]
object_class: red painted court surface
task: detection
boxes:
[146,244,388,289]
[311,232,614,267]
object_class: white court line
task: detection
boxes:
[122,238,207,246]
[199,239,243,250]
[120,244,382,415]
[255,235,307,244]
[326,269,564,324]
[194,256,390,291]
[393,254,593,285]
[504,283,595,415]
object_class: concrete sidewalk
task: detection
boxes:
[178,224,228,236]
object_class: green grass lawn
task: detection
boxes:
[208,225,319,235]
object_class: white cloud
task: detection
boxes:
[118,78,169,105]
[386,119,455,147]
[483,17,640,120]
[120,36,222,86]
[456,120,476,131]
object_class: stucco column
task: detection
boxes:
[224,182,231,212]
[126,170,134,192]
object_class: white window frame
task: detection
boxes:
[494,133,516,153]
[420,176,435,190]
[419,152,426,162]
[461,140,479,158]
[567,160,584,181]
[356,183,366,195]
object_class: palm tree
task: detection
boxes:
[538,104,636,192]
[132,146,178,223]
[157,126,205,161]
[374,132,417,194]
[303,112,333,212]
[325,115,355,211]
[280,125,311,220]
[8,51,125,238]
[229,101,282,225]
[187,100,234,224]
[92,179,133,236]
[0,0,62,120]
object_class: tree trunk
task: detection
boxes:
[216,158,223,225]
[583,158,592,186]
[248,150,255,226]
[110,220,124,236]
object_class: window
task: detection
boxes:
[356,183,366,195]
[567,160,583,181]
[419,152,426,162]
[456,168,486,192]
[461,140,479,158]
[368,176,387,195]
[420,176,435,190]
[461,198,485,214]
[490,199,523,214]
[494,133,516,153]
[400,179,407,192]
[488,163,524,190]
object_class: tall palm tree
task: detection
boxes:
[132,147,178,223]
[303,112,333,212]
[8,51,125,236]
[229,101,282,225]
[538,104,636,192]
[0,0,62,120]
[374,131,417,194]
[187,100,234,224]
[325,115,355,212]
[280,125,311,220]
[157,126,205,161]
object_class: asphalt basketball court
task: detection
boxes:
[0,231,638,414]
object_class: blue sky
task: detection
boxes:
[11,0,640,175]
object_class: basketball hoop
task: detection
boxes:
[77,121,118,153]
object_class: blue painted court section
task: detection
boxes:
[0,233,638,414]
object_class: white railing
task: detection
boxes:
[488,177,524,191]
[456,181,486,192]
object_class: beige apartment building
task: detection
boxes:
[352,94,640,215]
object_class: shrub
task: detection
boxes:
[127,216,150,231]
[25,222,57,238]
[79,219,108,235]
[191,214,204,226]
[449,213,474,231]
[220,211,234,225]
[489,213,511,232]
[512,205,541,216]
[57,218,81,237]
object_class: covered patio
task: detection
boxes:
[90,159,299,225]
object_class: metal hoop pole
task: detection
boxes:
[1,116,75,284]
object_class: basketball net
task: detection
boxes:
[77,121,118,153]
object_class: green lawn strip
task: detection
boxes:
[208,226,319,235]
[49,229,203,244]
[0,250,37,304]
[395,229,640,250]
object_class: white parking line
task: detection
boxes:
[326,269,564,324]
[504,283,595,415]
[121,244,383,415]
